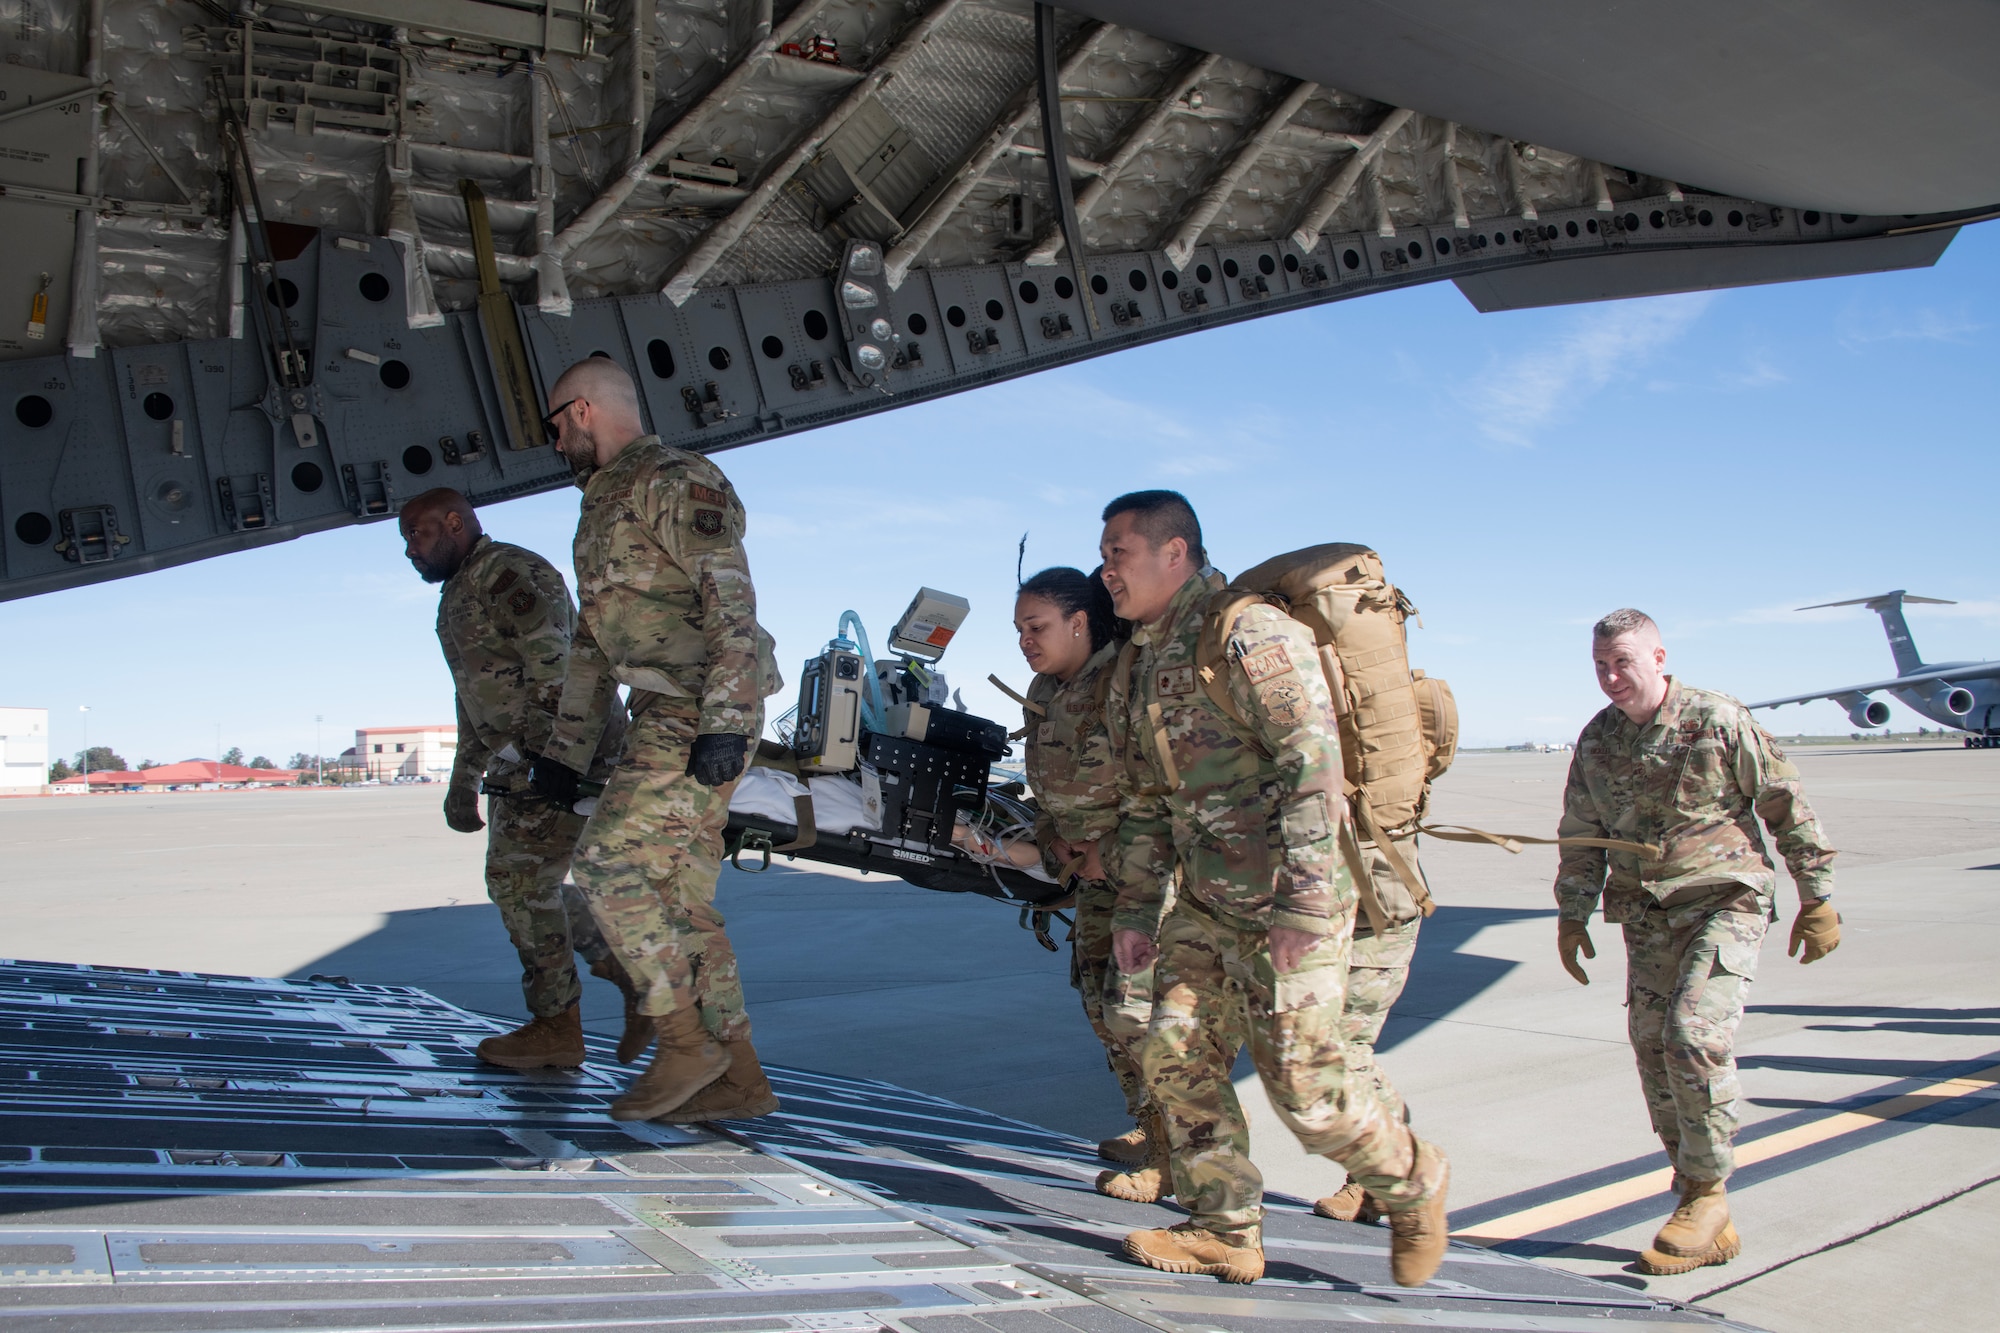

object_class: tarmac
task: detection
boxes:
[2,741,1995,1332]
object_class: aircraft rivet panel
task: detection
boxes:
[927,268,1030,375]
[1004,264,1092,352]
[732,281,858,414]
[880,274,954,390]
[1155,246,1227,321]
[1211,244,1291,305]
[1083,255,1167,330]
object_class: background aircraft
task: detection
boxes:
[1750,592,2000,747]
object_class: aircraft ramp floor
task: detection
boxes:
[0,960,1757,1333]
[0,956,1768,1328]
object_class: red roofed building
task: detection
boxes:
[51,762,301,793]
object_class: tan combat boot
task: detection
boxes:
[608,1009,729,1121]
[476,1003,586,1069]
[1637,1179,1740,1275]
[1097,1106,1172,1203]
[591,961,654,1065]
[1313,1180,1385,1224]
[1099,1119,1151,1166]
[1386,1138,1451,1287]
[653,1036,780,1122]
[1124,1224,1263,1283]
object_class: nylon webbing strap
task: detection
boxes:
[1339,816,1388,936]
[774,794,818,852]
[1350,791,1435,918]
[1146,702,1181,791]
[1418,823,1661,859]
[989,674,1045,716]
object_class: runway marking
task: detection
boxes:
[1455,1060,2000,1244]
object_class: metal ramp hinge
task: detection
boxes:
[53,506,130,564]
[340,461,394,517]
[216,474,275,531]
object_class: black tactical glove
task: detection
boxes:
[528,754,584,807]
[443,782,485,834]
[687,733,749,787]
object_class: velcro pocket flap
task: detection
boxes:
[1280,790,1333,849]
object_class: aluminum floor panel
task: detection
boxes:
[0,960,1758,1332]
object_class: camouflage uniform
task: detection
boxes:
[438,534,616,1018]
[548,437,779,1037]
[1024,641,1148,1117]
[1556,678,1835,1182]
[1109,571,1433,1246]
[1344,839,1426,1125]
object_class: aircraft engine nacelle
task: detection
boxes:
[1935,685,1975,717]
[1846,697,1892,729]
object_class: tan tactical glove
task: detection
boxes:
[1558,918,1595,985]
[1788,898,1841,963]
[443,782,485,834]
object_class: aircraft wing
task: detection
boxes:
[1749,663,1999,709]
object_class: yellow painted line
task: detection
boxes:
[1455,1061,2000,1244]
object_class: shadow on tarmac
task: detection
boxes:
[1378,903,1553,1053]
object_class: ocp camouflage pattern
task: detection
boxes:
[1023,639,1122,879]
[1625,900,1766,1181]
[437,535,576,794]
[484,792,616,1017]
[1555,678,1835,924]
[549,437,780,771]
[1108,571,1353,939]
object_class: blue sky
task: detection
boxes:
[7,222,1996,766]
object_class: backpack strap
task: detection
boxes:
[1195,589,1268,743]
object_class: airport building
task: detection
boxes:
[349,726,457,782]
[0,707,48,793]
[49,761,303,793]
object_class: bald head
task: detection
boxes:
[399,487,482,584]
[548,357,646,476]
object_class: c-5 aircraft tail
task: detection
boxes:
[1799,591,1957,676]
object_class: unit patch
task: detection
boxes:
[507,587,537,616]
[1156,665,1195,698]
[1240,644,1294,684]
[692,508,725,537]
[488,568,519,597]
[689,482,728,506]
[1259,677,1306,728]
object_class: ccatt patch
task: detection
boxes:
[692,508,724,537]
[1240,644,1294,684]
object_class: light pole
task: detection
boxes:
[315,714,323,786]
[78,705,90,794]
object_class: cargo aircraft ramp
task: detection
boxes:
[0,959,1755,1333]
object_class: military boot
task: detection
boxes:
[1312,1180,1385,1224]
[1097,1106,1172,1203]
[476,1003,586,1070]
[588,957,653,1065]
[1386,1138,1451,1287]
[652,1036,780,1122]
[1637,1179,1739,1275]
[1098,1119,1151,1166]
[608,1009,729,1121]
[1123,1224,1263,1284]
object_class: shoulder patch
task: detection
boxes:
[689,482,728,506]
[1240,644,1294,684]
[488,568,519,597]
[507,587,537,616]
[692,508,725,537]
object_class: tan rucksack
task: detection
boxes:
[1194,544,1453,920]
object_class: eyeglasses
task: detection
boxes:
[541,398,579,438]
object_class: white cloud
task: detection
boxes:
[1722,355,1787,389]
[1839,306,1986,351]
[1454,293,1711,446]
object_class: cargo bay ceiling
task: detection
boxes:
[0,0,1992,601]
